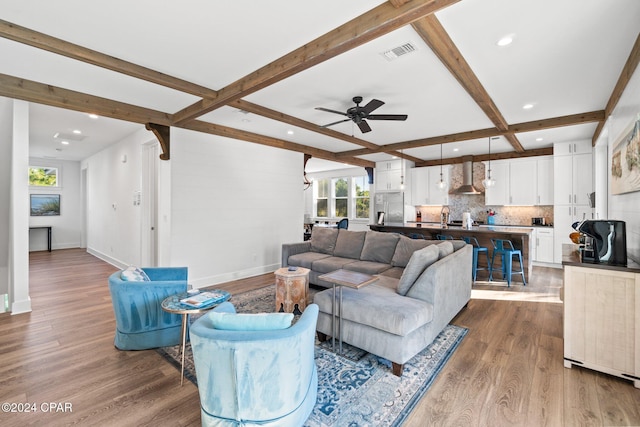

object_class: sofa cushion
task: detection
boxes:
[312,256,358,274]
[333,229,366,259]
[314,284,433,336]
[310,227,339,255]
[209,311,294,331]
[437,241,455,259]
[360,231,400,264]
[287,252,331,269]
[343,260,392,275]
[379,266,404,279]
[391,236,436,267]
[397,245,440,296]
[451,240,466,251]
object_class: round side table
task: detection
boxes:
[274,267,310,315]
[161,289,230,385]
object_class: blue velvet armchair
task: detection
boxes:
[190,302,319,427]
[108,267,188,350]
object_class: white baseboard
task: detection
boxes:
[190,263,281,289]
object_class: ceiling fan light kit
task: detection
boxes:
[316,96,408,134]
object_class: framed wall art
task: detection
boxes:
[30,194,61,216]
[611,114,640,195]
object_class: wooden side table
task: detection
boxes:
[274,267,310,315]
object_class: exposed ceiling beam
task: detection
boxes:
[171,0,461,125]
[337,110,605,157]
[412,15,524,152]
[0,73,172,125]
[0,19,217,99]
[181,120,374,168]
[415,147,553,167]
[231,99,423,163]
[591,32,640,145]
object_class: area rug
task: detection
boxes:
[157,284,467,427]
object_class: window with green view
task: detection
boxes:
[29,167,58,187]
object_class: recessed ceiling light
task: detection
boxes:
[536,137,543,141]
[496,35,514,47]
[73,129,82,134]
[88,114,99,119]
[287,130,294,135]
[61,141,69,145]
[453,148,459,152]
[523,103,534,110]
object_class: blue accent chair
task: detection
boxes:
[489,239,526,286]
[436,234,454,240]
[337,218,349,229]
[190,302,319,427]
[108,267,188,350]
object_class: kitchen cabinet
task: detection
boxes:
[376,160,401,192]
[553,142,593,263]
[484,157,553,206]
[532,227,554,263]
[483,161,509,205]
[563,263,640,388]
[509,159,537,205]
[410,166,450,206]
[536,157,554,205]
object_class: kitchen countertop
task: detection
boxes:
[378,222,535,235]
[561,243,640,273]
[407,221,553,229]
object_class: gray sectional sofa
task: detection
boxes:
[281,227,472,376]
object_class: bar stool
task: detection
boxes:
[436,234,454,240]
[489,239,526,286]
[462,236,490,281]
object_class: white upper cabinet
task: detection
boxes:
[509,159,537,205]
[375,160,402,192]
[410,166,450,205]
[536,157,554,205]
[484,161,509,205]
[485,156,553,206]
[553,140,592,156]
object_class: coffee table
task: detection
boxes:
[161,289,230,385]
[317,269,378,353]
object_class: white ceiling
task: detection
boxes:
[1,0,638,171]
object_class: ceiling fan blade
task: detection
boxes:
[357,120,372,133]
[367,114,408,121]
[315,107,347,116]
[362,99,384,114]
[320,118,351,128]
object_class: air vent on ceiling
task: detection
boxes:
[54,132,87,142]
[381,42,417,61]
[236,109,250,115]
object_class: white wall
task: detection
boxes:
[81,128,150,267]
[602,63,640,263]
[0,97,12,298]
[28,158,82,251]
[170,128,302,287]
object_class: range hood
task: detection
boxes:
[454,157,483,195]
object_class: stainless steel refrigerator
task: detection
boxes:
[374,192,404,224]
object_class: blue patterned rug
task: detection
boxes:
[157,284,467,427]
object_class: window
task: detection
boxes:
[313,174,370,219]
[316,179,329,217]
[333,177,348,217]
[353,176,370,219]
[29,166,58,187]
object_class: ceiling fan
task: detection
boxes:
[315,96,408,133]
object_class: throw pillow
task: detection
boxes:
[333,229,366,259]
[120,266,150,281]
[437,241,455,259]
[397,245,439,295]
[310,227,339,255]
[360,231,400,264]
[209,312,294,331]
[391,236,434,267]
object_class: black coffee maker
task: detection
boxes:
[573,220,627,267]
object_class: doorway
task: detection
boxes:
[141,141,159,266]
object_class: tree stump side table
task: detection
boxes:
[274,267,310,315]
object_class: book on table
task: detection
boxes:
[180,291,227,308]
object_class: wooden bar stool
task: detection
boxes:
[489,239,526,286]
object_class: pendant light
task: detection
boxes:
[482,137,496,188]
[436,144,447,190]
[399,149,405,190]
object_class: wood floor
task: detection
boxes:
[1,249,638,426]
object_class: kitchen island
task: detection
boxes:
[370,222,534,282]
